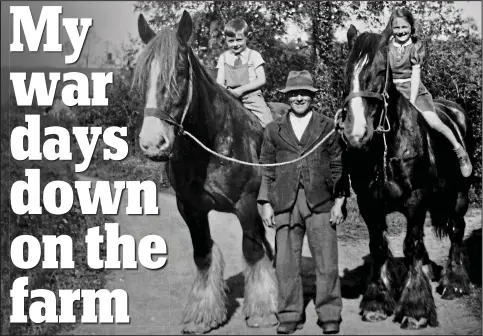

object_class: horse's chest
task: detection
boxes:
[168,156,252,211]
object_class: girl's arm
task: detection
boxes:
[409,42,425,105]
[410,64,421,105]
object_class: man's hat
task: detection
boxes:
[277,70,319,93]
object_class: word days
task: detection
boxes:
[9,6,112,106]
[9,114,160,215]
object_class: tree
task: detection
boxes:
[122,1,480,204]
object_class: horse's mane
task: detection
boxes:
[131,27,250,117]
[132,28,181,98]
[346,32,382,73]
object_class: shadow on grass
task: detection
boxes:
[462,227,482,286]
[461,227,482,320]
[222,227,481,326]
[223,257,318,325]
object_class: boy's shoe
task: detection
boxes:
[454,146,472,177]
[276,321,303,334]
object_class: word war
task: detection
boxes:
[10,6,112,107]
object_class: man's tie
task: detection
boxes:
[234,56,242,67]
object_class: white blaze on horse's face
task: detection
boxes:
[139,59,172,159]
[350,55,369,143]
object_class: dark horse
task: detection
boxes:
[133,11,289,334]
[337,25,474,329]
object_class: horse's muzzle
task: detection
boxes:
[139,145,172,162]
[342,127,372,149]
[139,116,175,161]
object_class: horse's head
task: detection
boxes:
[134,11,193,161]
[338,25,389,149]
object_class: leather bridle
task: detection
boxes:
[143,51,194,137]
[336,54,393,179]
[338,55,391,135]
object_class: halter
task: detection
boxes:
[144,51,194,137]
[337,53,392,179]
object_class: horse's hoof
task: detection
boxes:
[400,316,428,330]
[361,310,387,322]
[181,322,212,335]
[246,313,278,328]
[440,285,467,300]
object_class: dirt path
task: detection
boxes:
[71,175,481,335]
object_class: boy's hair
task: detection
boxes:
[224,18,250,37]
[380,8,419,48]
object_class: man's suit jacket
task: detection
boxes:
[257,110,350,214]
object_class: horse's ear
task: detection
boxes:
[347,24,358,51]
[177,11,193,45]
[138,14,156,44]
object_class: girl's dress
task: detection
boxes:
[388,37,435,112]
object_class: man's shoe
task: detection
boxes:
[276,321,303,334]
[454,146,472,177]
[322,321,340,334]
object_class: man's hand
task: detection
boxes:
[330,197,346,226]
[261,203,276,228]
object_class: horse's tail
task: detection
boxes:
[428,100,473,240]
[428,194,453,240]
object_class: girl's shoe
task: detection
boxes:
[454,146,472,177]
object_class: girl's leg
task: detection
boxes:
[420,110,472,177]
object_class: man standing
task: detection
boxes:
[258,70,349,334]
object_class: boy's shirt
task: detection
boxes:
[216,47,265,95]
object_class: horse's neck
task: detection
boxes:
[184,59,225,141]
[386,87,427,157]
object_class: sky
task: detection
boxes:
[1,1,481,68]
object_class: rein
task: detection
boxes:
[146,49,335,167]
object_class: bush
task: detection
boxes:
[1,104,109,335]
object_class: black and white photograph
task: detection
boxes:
[1,1,481,335]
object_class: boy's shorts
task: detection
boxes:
[242,92,273,128]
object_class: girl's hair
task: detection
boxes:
[380,8,419,49]
[224,18,250,38]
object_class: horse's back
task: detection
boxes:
[433,98,472,150]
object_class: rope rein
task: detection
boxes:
[181,128,335,167]
[155,50,336,168]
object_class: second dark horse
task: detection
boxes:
[337,25,474,329]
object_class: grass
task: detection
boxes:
[1,106,110,335]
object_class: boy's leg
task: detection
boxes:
[420,110,472,177]
[305,211,342,325]
[242,93,273,127]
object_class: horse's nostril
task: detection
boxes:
[157,137,167,149]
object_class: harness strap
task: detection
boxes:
[342,91,384,107]
[145,47,336,167]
